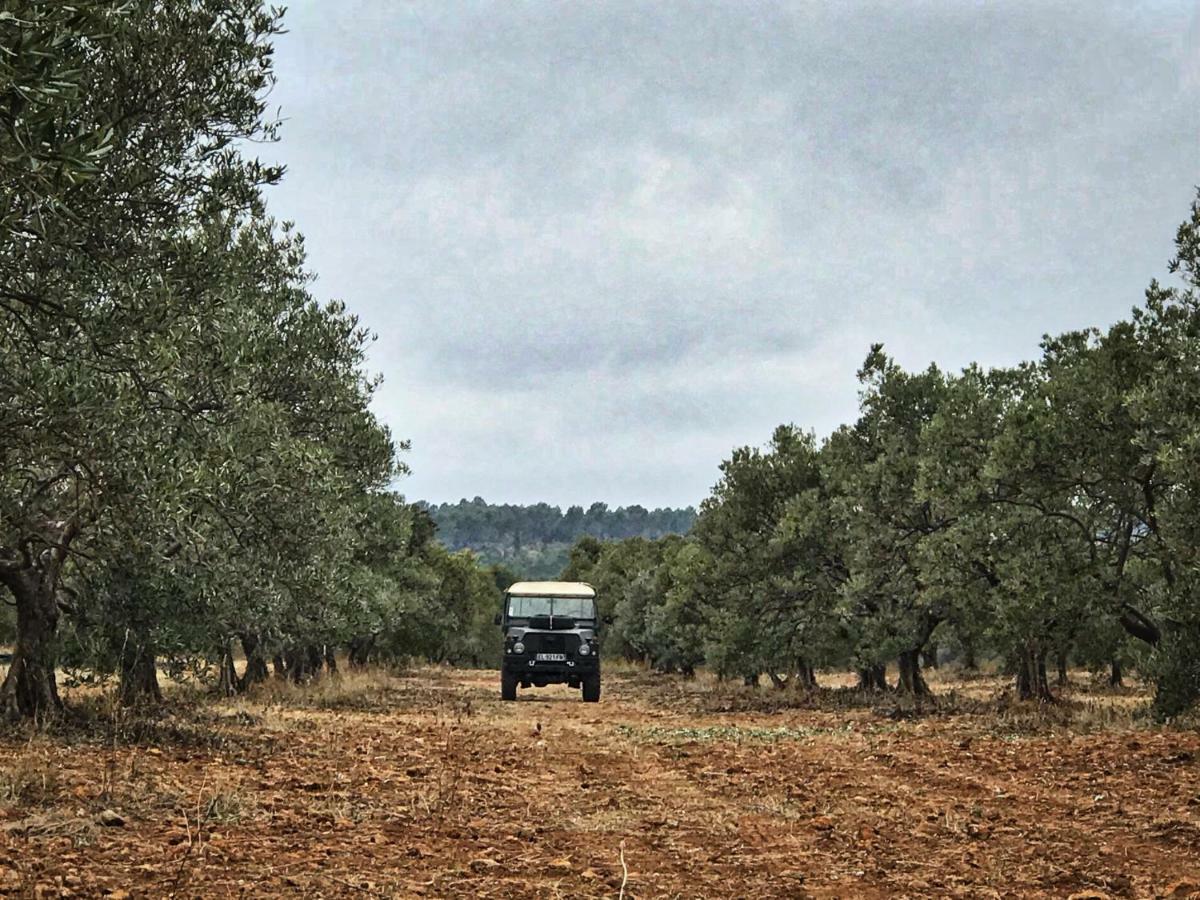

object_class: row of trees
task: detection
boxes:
[0,1,506,718]
[570,197,1200,718]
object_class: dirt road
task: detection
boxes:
[0,668,1198,897]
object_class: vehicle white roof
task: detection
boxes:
[505,581,596,598]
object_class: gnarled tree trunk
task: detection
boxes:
[348,634,375,668]
[796,658,818,690]
[284,645,323,683]
[1109,658,1124,687]
[0,568,64,719]
[897,649,930,696]
[896,609,942,696]
[118,632,162,706]
[238,633,270,690]
[217,639,239,697]
[857,664,888,691]
[961,636,978,671]
[1016,645,1054,701]
[306,644,324,677]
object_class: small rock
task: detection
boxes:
[97,809,125,827]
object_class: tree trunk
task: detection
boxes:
[307,644,324,677]
[922,645,939,669]
[272,653,287,679]
[897,608,942,696]
[217,640,239,697]
[239,633,269,690]
[1016,650,1031,699]
[348,634,375,668]
[1016,645,1055,701]
[896,650,930,696]
[1056,650,1069,687]
[118,632,162,707]
[961,635,978,671]
[796,659,818,690]
[1109,658,1124,687]
[284,646,306,683]
[857,664,887,691]
[284,645,323,683]
[0,570,64,719]
[324,645,338,675]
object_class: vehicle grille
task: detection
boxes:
[526,633,574,654]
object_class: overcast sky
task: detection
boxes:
[263,1,1200,509]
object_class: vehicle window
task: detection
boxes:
[551,596,596,619]
[508,596,553,618]
[507,596,596,619]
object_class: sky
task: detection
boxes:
[263,1,1200,509]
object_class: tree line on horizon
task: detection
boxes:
[424,499,696,579]
[566,196,1200,720]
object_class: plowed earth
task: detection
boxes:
[0,668,1198,898]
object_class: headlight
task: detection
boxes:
[578,642,591,656]
[512,641,525,654]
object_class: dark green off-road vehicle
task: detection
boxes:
[497,581,601,702]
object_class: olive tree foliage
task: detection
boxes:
[822,352,955,694]
[692,426,841,686]
[1118,199,1200,717]
[0,1,419,716]
[560,535,704,674]
[565,194,1200,715]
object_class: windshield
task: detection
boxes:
[507,595,596,620]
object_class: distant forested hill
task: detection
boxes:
[422,499,696,579]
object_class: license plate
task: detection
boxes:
[536,653,566,662]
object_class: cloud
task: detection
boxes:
[265,0,1200,507]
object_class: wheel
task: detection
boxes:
[501,673,517,701]
[582,674,601,703]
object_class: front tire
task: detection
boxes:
[582,674,601,703]
[501,673,517,701]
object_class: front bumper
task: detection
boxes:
[502,655,599,679]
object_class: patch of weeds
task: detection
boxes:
[0,754,63,807]
[49,692,261,751]
[407,723,467,823]
[244,669,438,713]
[987,696,1140,737]
[203,788,256,825]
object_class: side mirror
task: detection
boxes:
[493,613,503,626]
